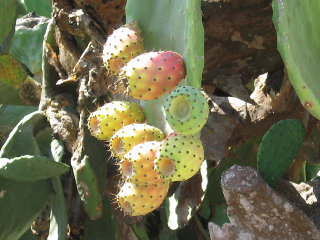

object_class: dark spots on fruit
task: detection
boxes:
[141,165,144,168]
[158,67,162,71]
[142,204,145,208]
[126,44,129,48]
[150,195,153,198]
[186,151,189,154]
[184,165,186,168]
[148,88,151,91]
[168,76,172,80]
[178,174,181,177]
[144,66,148,70]
[177,160,180,164]
[153,77,157,81]
[164,58,167,61]
[163,89,166,92]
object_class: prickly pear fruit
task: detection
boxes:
[120,51,186,100]
[120,141,162,184]
[165,86,209,135]
[117,180,169,216]
[154,133,204,181]
[87,101,145,140]
[102,21,144,75]
[110,123,164,158]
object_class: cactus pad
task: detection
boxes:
[257,119,305,186]
[273,0,320,120]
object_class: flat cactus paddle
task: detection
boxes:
[257,119,306,187]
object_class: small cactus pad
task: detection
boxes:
[257,119,306,187]
[117,180,169,216]
[154,133,204,181]
[164,86,209,135]
[120,141,162,184]
[87,101,145,140]
[110,123,164,158]
[102,21,144,75]
[121,51,186,100]
[0,55,27,87]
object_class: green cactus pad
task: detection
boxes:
[257,119,306,186]
[273,0,320,120]
[154,133,204,181]
[0,155,69,182]
[126,0,204,133]
[72,155,103,220]
[0,55,27,88]
[0,111,54,240]
[164,86,209,135]
[0,0,16,49]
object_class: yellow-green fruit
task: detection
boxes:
[102,21,144,75]
[117,180,169,216]
[110,123,164,158]
[154,133,204,181]
[120,141,162,184]
[87,101,145,140]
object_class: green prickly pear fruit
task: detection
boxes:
[109,123,164,158]
[120,141,162,184]
[120,51,186,100]
[87,101,145,141]
[0,55,27,87]
[102,21,144,75]
[164,86,209,135]
[154,133,204,181]
[117,180,169,216]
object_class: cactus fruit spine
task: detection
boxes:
[164,86,209,135]
[117,180,169,216]
[110,123,164,159]
[154,133,204,181]
[120,141,162,184]
[102,21,144,75]
[120,51,186,100]
[272,0,320,120]
[87,101,145,141]
[257,119,306,187]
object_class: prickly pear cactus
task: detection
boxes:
[110,123,164,159]
[154,133,204,181]
[121,141,162,184]
[102,21,144,75]
[87,101,145,140]
[121,51,186,100]
[273,0,320,120]
[164,86,209,135]
[126,0,204,132]
[117,180,170,216]
[257,119,306,187]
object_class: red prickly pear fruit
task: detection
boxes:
[102,21,144,75]
[154,133,204,181]
[120,51,186,100]
[87,101,145,140]
[110,123,164,158]
[120,141,162,184]
[165,86,209,135]
[117,180,169,216]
